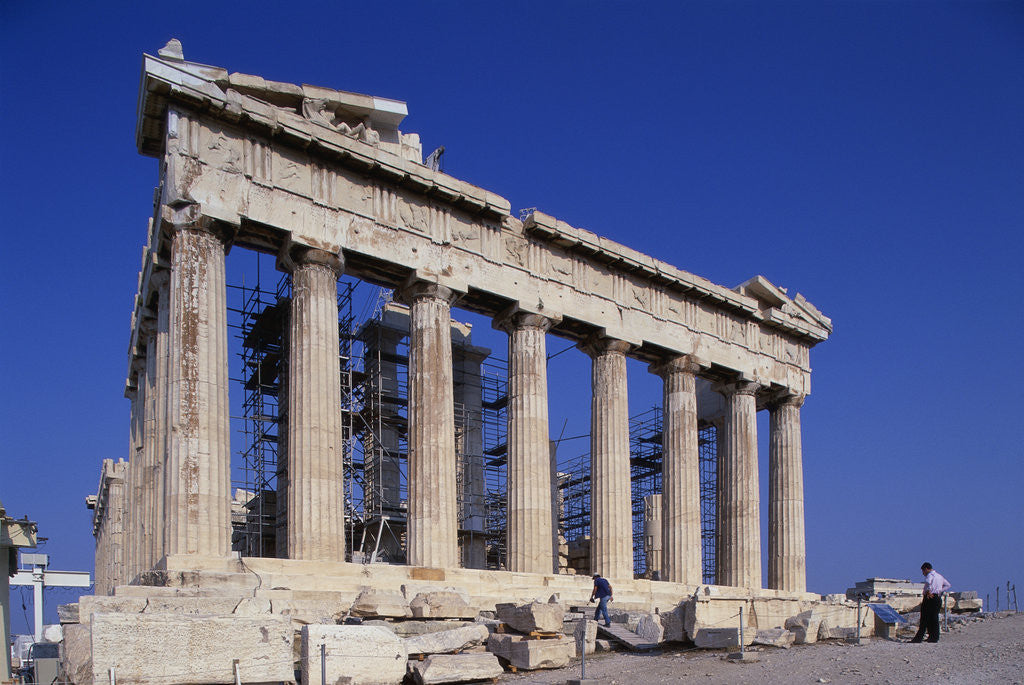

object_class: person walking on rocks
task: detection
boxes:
[911,562,951,643]
[590,573,613,627]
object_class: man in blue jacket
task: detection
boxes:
[590,574,613,627]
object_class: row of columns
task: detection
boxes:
[122,216,806,592]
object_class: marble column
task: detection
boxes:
[497,311,556,575]
[164,221,232,557]
[768,394,806,592]
[402,282,459,568]
[284,247,345,560]
[140,322,158,571]
[652,356,702,584]
[150,274,170,566]
[454,344,489,570]
[123,378,141,580]
[717,381,761,589]
[584,337,633,580]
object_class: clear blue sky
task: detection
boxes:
[2,1,1022,635]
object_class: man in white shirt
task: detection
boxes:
[911,562,951,643]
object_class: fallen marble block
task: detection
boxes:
[487,633,574,670]
[753,628,794,648]
[408,653,503,684]
[785,610,823,644]
[404,623,490,655]
[693,627,755,649]
[91,613,294,685]
[495,600,564,633]
[351,587,411,618]
[635,612,664,643]
[410,591,477,619]
[302,624,407,685]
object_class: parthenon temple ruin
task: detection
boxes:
[67,42,860,684]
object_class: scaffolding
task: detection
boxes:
[232,280,509,567]
[698,423,717,584]
[557,409,719,580]
[229,270,356,558]
[228,271,289,558]
[229,269,718,579]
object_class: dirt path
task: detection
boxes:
[501,612,1024,684]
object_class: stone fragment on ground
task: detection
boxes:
[753,628,795,648]
[487,633,575,670]
[495,600,565,633]
[363,619,475,637]
[635,612,665,643]
[410,591,477,619]
[408,653,503,684]
[594,638,616,652]
[659,603,686,642]
[693,627,755,649]
[351,587,411,618]
[403,623,490,655]
[786,610,823,644]
[572,618,598,655]
[302,624,407,685]
[92,613,294,685]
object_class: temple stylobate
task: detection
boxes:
[100,40,832,601]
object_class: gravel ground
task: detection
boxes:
[500,611,1024,685]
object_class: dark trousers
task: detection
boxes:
[594,597,610,626]
[913,595,942,642]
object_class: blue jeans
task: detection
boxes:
[594,597,610,626]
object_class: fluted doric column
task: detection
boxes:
[123,372,142,580]
[400,281,460,568]
[583,337,633,580]
[283,247,344,560]
[717,380,761,589]
[651,356,702,584]
[164,217,232,557]
[454,344,489,569]
[496,311,556,574]
[150,273,170,567]
[140,319,159,572]
[768,393,806,592]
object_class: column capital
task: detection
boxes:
[768,391,806,410]
[277,244,343,276]
[394,278,461,306]
[159,204,233,247]
[715,379,761,397]
[649,354,705,379]
[492,306,559,334]
[579,334,633,359]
